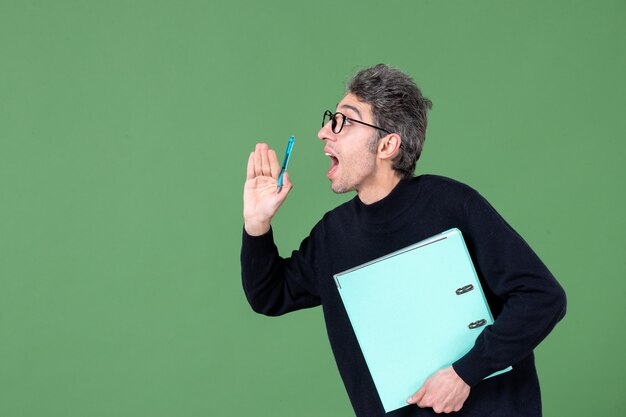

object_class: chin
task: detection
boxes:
[330,181,355,195]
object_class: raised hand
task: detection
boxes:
[243,143,293,236]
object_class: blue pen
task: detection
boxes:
[277,136,295,193]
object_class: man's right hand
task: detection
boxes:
[243,143,293,236]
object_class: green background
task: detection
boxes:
[1,1,624,416]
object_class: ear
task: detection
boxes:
[377,133,402,160]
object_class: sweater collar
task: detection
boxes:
[351,176,421,226]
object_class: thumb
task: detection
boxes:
[407,386,425,405]
[279,171,293,194]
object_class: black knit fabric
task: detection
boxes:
[241,175,566,417]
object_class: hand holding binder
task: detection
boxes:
[406,366,470,413]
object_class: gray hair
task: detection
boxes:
[347,64,432,179]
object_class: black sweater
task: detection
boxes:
[241,175,566,417]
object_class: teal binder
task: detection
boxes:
[334,228,512,413]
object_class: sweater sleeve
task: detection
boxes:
[241,226,322,316]
[452,192,567,386]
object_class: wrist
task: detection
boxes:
[244,220,271,236]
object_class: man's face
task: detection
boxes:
[318,93,379,195]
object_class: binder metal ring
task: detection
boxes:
[456,284,474,295]
[468,319,487,329]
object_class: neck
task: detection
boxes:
[357,170,403,205]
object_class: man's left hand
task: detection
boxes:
[406,366,470,414]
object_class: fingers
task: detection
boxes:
[246,152,255,180]
[268,149,280,179]
[251,143,277,178]
[407,386,425,405]
[254,143,264,177]
[260,145,272,176]
[407,368,470,413]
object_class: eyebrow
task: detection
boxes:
[338,104,363,119]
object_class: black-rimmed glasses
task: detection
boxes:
[322,110,391,135]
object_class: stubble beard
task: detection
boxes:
[330,154,376,195]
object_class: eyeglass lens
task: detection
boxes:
[323,111,344,134]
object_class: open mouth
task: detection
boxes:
[325,150,339,179]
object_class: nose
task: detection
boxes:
[318,120,337,142]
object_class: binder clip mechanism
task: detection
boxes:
[455,284,474,295]
[468,319,487,329]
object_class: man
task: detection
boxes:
[241,64,566,416]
